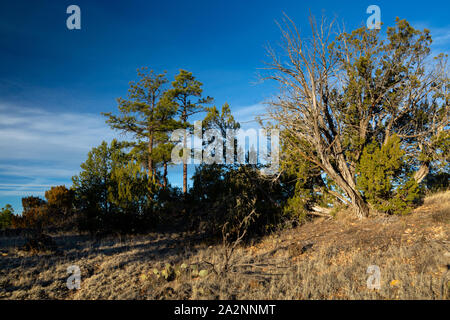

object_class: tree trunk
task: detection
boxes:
[182,110,188,194]
[321,155,370,219]
[311,206,332,215]
[148,134,154,180]
[336,171,369,219]
[333,172,370,218]
[349,189,370,219]
[163,162,168,188]
[183,163,187,194]
[413,163,429,184]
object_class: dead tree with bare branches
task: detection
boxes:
[264,15,448,218]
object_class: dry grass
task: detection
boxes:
[423,191,450,224]
[1,191,449,300]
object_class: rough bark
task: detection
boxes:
[348,189,369,218]
[163,162,168,188]
[148,133,154,181]
[265,15,446,220]
[320,151,370,218]
[331,172,369,218]
[413,163,430,184]
[182,109,188,194]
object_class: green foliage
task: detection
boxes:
[72,140,115,231]
[188,164,289,240]
[167,69,213,123]
[357,136,404,199]
[387,179,422,215]
[102,67,181,185]
[357,135,423,215]
[148,263,207,282]
[0,204,14,229]
[166,69,213,193]
[283,193,310,222]
[203,103,240,133]
[280,131,328,221]
[72,140,158,233]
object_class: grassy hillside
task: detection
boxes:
[1,191,449,300]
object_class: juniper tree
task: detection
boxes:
[72,140,152,232]
[265,16,448,218]
[72,140,128,219]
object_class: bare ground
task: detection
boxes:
[1,191,449,300]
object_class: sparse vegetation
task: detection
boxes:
[0,204,13,230]
[0,191,448,300]
[1,15,448,301]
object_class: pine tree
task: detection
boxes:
[166,70,213,194]
[102,68,180,189]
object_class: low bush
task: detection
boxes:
[187,164,292,242]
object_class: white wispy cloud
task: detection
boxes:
[232,103,268,124]
[0,164,75,179]
[411,22,450,54]
[0,103,269,201]
[0,104,117,162]
[0,103,120,197]
[0,181,55,197]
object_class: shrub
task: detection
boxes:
[357,135,423,215]
[45,185,74,216]
[11,196,49,230]
[188,164,289,241]
[0,204,14,229]
[44,185,75,228]
[72,140,162,234]
[279,130,333,222]
[424,172,449,193]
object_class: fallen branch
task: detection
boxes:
[309,206,333,219]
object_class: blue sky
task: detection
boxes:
[0,0,449,213]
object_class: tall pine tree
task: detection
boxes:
[166,70,213,194]
[102,68,180,190]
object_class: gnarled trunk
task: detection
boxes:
[413,163,429,184]
[349,189,369,219]
[321,156,370,219]
[337,177,369,219]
